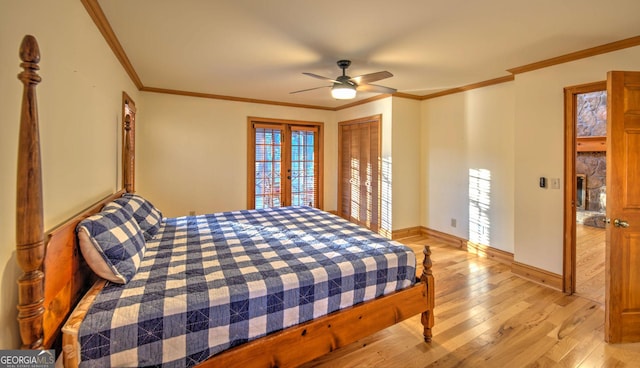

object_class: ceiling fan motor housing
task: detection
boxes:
[336,60,354,86]
[337,59,352,71]
[336,75,355,86]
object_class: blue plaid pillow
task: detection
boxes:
[77,202,146,284]
[114,193,163,240]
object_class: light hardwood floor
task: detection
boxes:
[575,224,606,305]
[301,236,640,367]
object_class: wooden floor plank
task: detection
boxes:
[575,224,605,304]
[300,236,640,367]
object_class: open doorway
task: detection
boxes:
[563,81,606,303]
[575,90,607,303]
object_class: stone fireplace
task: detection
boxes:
[576,90,606,228]
[576,152,606,227]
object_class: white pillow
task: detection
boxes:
[77,202,146,284]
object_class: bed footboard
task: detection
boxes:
[421,245,435,342]
[198,245,434,368]
[58,245,434,368]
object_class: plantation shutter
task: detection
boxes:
[339,119,380,232]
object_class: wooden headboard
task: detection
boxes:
[15,35,132,350]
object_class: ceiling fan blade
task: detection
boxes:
[356,83,397,94]
[290,85,331,94]
[303,72,340,84]
[351,71,393,85]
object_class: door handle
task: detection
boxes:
[614,219,630,228]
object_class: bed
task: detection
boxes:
[14,34,435,367]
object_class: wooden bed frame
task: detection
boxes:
[15,34,435,367]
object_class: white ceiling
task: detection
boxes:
[98,0,640,109]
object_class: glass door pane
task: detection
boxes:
[255,126,283,209]
[290,127,317,207]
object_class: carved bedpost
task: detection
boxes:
[16,35,45,349]
[420,245,435,342]
[122,92,136,193]
[123,113,134,193]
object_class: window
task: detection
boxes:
[248,117,323,209]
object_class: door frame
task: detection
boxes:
[562,80,607,294]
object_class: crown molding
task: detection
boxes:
[334,94,394,110]
[140,86,336,111]
[81,1,640,108]
[421,75,515,100]
[507,35,640,75]
[81,0,143,89]
[392,92,423,100]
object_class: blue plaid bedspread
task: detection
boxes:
[78,206,416,367]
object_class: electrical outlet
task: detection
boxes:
[451,218,457,228]
[551,178,560,189]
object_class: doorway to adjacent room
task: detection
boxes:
[563,81,607,303]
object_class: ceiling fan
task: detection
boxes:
[291,60,397,100]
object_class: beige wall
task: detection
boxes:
[391,98,422,230]
[421,93,467,235]
[137,92,336,217]
[421,83,515,253]
[0,0,140,349]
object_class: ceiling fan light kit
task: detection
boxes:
[331,82,357,99]
[292,59,396,100]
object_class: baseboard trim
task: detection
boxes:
[512,261,563,291]
[419,227,561,290]
[466,241,514,266]
[420,227,466,248]
[391,226,423,240]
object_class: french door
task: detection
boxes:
[248,117,323,209]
